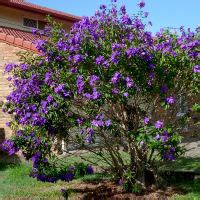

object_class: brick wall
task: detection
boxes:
[0,41,26,141]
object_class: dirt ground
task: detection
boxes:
[67,180,184,200]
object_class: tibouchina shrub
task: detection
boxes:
[1,0,200,191]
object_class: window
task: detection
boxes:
[23,18,47,30]
[23,18,37,28]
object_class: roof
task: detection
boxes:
[0,26,40,52]
[0,0,81,52]
[0,0,81,22]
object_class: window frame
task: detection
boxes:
[23,17,47,30]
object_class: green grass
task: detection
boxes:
[173,179,200,199]
[0,161,66,198]
[160,157,200,173]
[1,155,200,199]
[0,160,109,199]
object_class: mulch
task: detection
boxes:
[68,180,185,200]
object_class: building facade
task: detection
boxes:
[0,0,80,142]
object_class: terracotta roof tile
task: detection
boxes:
[0,26,40,52]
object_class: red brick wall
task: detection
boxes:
[0,41,26,141]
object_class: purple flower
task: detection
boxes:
[91,119,104,127]
[111,72,121,84]
[125,77,134,88]
[105,119,112,127]
[47,95,53,103]
[121,15,132,25]
[89,75,99,86]
[95,55,105,65]
[60,172,74,182]
[112,88,120,94]
[54,84,65,94]
[20,63,29,71]
[154,120,164,129]
[100,4,107,10]
[193,65,200,73]
[161,131,169,143]
[163,150,176,161]
[87,128,94,135]
[73,54,83,64]
[86,165,94,174]
[149,64,155,69]
[7,76,12,81]
[16,130,23,136]
[118,179,124,185]
[77,118,84,125]
[6,121,11,127]
[76,75,84,94]
[44,72,52,85]
[120,5,126,15]
[123,92,129,98]
[91,88,101,100]
[34,39,46,52]
[126,47,138,58]
[138,1,145,8]
[103,60,109,68]
[53,102,58,108]
[165,96,175,105]
[154,134,160,140]
[85,135,92,143]
[144,12,149,18]
[110,51,121,64]
[5,63,16,73]
[161,85,168,93]
[32,28,38,34]
[1,139,18,155]
[144,117,150,125]
[70,67,77,74]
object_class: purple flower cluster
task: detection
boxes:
[138,1,145,8]
[154,120,164,129]
[144,117,150,125]
[5,63,17,73]
[1,139,18,155]
[125,77,134,88]
[83,88,101,100]
[91,113,112,128]
[162,147,176,161]
[193,65,200,73]
[89,75,99,86]
[76,75,85,94]
[111,72,121,85]
[165,96,175,105]
[95,55,105,65]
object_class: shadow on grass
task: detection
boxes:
[160,157,200,172]
[0,153,21,169]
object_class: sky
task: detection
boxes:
[28,0,200,34]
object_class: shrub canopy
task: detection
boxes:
[2,0,200,189]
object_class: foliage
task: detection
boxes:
[1,0,200,191]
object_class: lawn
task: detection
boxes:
[0,156,200,199]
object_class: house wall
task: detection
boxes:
[0,41,26,142]
[0,5,73,32]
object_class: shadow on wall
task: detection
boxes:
[0,128,21,164]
